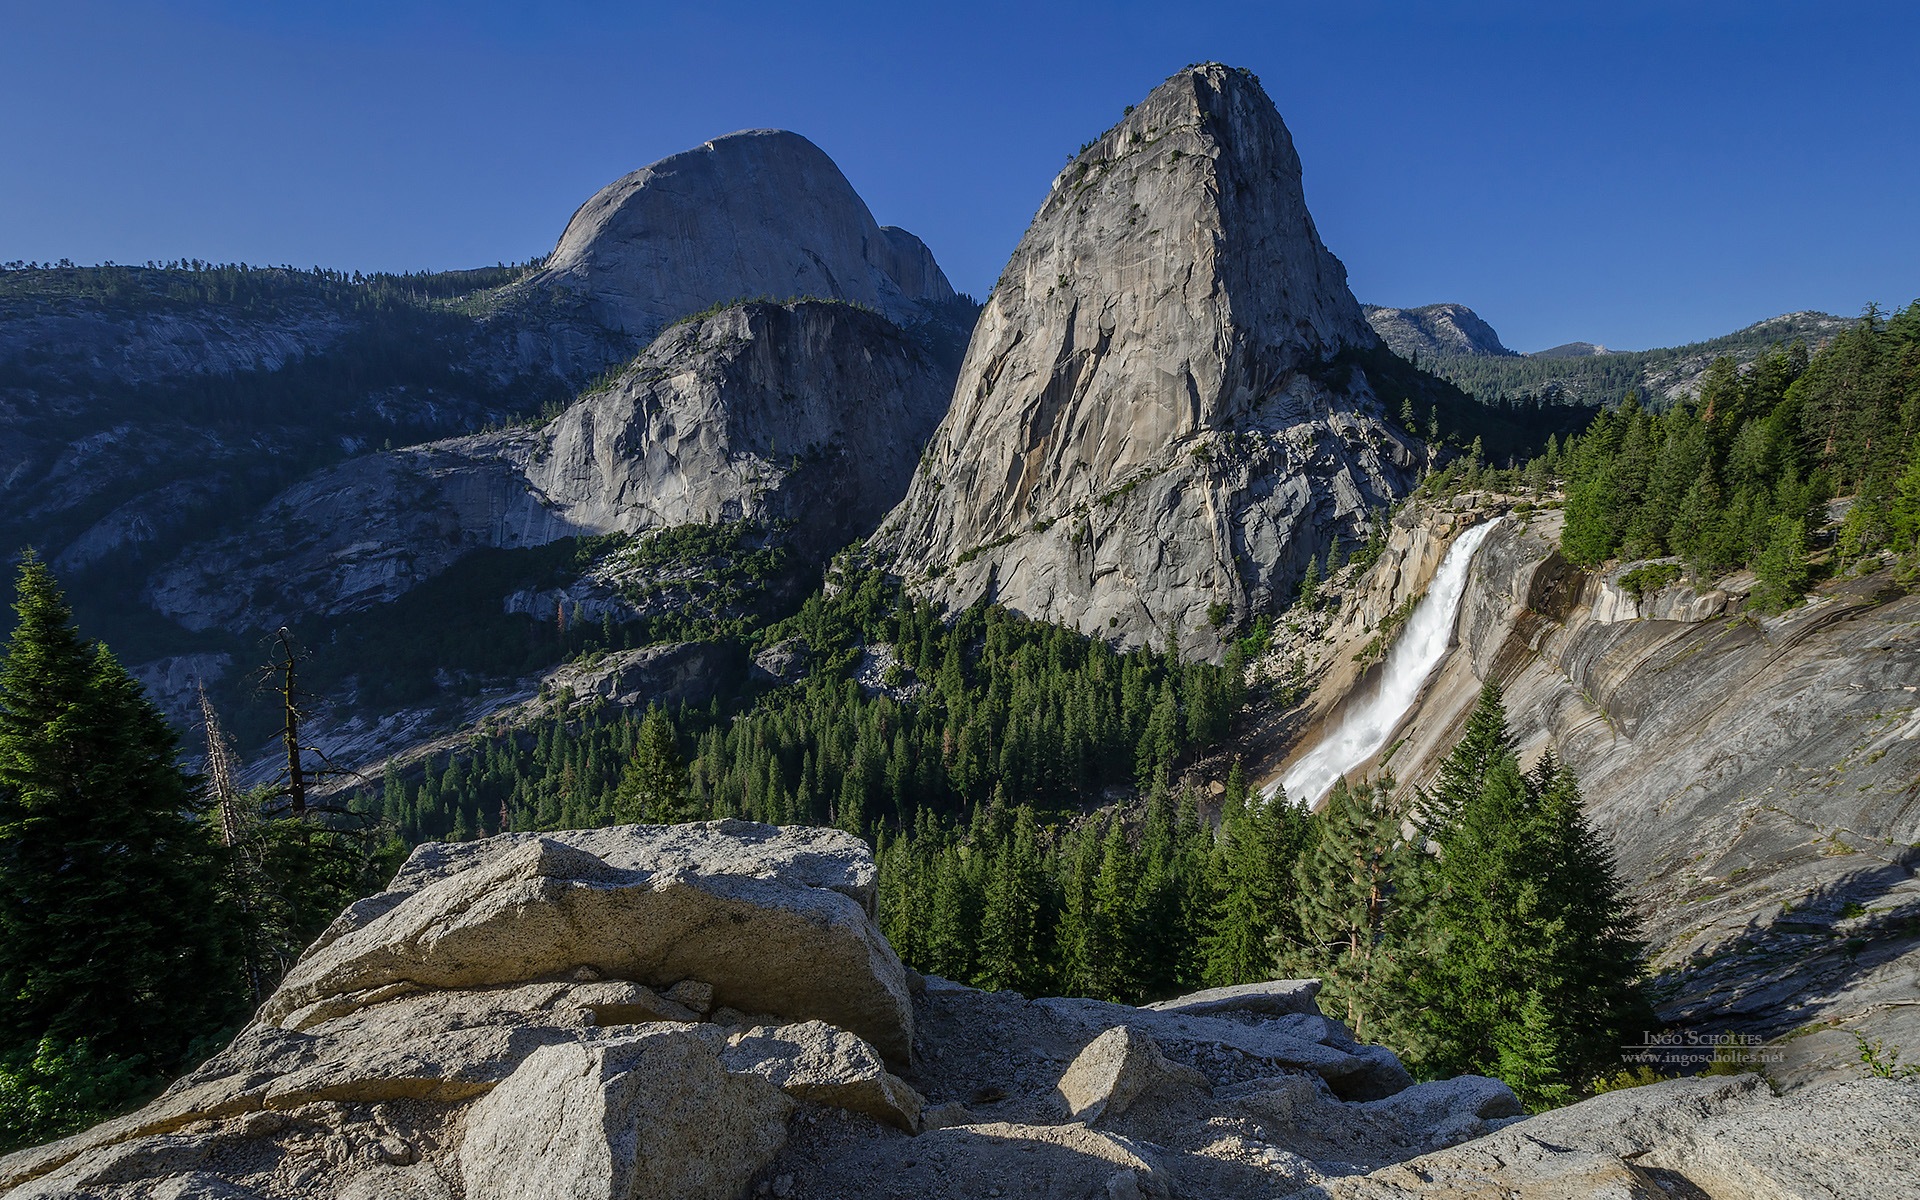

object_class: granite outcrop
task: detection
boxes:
[527,129,956,340]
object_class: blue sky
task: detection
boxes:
[2,1,1915,352]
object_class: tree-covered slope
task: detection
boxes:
[1421,310,1852,409]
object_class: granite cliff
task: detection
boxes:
[1260,495,1920,1094]
[146,300,951,633]
[874,65,1419,658]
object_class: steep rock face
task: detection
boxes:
[1268,497,1920,1085]
[873,65,1416,657]
[1362,303,1515,359]
[530,130,955,339]
[510,300,948,560]
[147,300,951,631]
[0,273,634,593]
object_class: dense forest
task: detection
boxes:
[1553,302,1920,608]
[358,566,1248,843]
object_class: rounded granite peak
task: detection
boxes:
[533,128,953,341]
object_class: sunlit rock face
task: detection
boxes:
[873,64,1415,659]
[145,299,952,632]
[531,128,955,339]
[1363,303,1517,359]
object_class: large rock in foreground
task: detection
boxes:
[0,822,918,1199]
[459,1030,794,1200]
[264,822,913,1065]
[11,820,1905,1200]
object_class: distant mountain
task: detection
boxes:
[527,129,956,341]
[1419,310,1853,407]
[0,130,977,760]
[1363,303,1516,359]
[1530,341,1609,358]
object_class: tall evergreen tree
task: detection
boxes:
[612,705,692,823]
[1202,766,1305,988]
[1398,717,1653,1107]
[1748,515,1811,612]
[1419,680,1515,840]
[1078,818,1142,1002]
[923,841,983,983]
[0,555,244,1070]
[976,807,1052,996]
[1278,776,1403,1041]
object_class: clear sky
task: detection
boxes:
[3,0,1915,352]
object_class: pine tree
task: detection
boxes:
[1890,437,1920,560]
[1748,515,1811,613]
[1202,770,1304,988]
[1080,818,1142,1002]
[1135,679,1180,789]
[1418,680,1514,841]
[1526,752,1657,1085]
[613,705,692,823]
[976,807,1051,995]
[1296,554,1322,612]
[1278,777,1402,1040]
[923,842,982,982]
[0,556,244,1073]
[1398,731,1653,1107]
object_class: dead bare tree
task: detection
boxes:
[267,628,308,817]
[198,680,273,1003]
[258,628,364,817]
[198,680,245,847]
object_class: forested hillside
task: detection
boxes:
[358,565,1248,843]
[1421,310,1850,409]
[0,260,611,647]
[1553,302,1920,607]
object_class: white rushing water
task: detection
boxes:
[1270,518,1502,805]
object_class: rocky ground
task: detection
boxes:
[3,822,1912,1199]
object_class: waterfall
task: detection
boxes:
[1270,518,1501,805]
